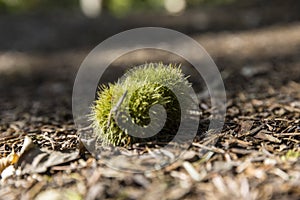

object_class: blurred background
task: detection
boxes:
[0,0,299,121]
[1,0,300,51]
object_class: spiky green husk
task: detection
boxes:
[91,63,192,147]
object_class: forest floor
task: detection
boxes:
[0,6,300,200]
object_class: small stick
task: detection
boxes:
[107,90,128,128]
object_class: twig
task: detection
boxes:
[192,143,225,154]
[107,90,128,129]
[41,135,55,150]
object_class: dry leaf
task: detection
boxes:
[0,151,19,175]
[1,165,16,181]
[16,136,79,174]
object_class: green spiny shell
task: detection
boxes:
[91,63,192,146]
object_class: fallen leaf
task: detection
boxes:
[0,151,19,175]
[16,136,79,174]
[1,165,15,181]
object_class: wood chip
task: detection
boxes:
[182,161,205,182]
